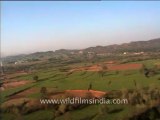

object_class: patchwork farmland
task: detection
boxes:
[1,39,160,120]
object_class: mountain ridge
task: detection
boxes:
[2,38,160,61]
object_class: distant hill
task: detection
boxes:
[84,38,160,53]
[2,51,55,63]
[2,38,160,62]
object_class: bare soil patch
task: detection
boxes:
[2,80,32,89]
[72,63,142,72]
[65,90,106,98]
[49,90,106,100]
[108,63,142,71]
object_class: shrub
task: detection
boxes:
[33,75,39,82]
[40,87,48,98]
[54,110,61,117]
[58,104,68,114]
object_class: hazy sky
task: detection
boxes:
[1,1,160,56]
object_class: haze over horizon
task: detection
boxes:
[1,1,160,57]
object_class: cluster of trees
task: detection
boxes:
[98,64,108,77]
[33,75,39,82]
[140,64,160,78]
[99,85,160,120]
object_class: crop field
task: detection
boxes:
[1,59,160,120]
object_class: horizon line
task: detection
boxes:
[1,37,159,58]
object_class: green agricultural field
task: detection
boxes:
[1,59,160,120]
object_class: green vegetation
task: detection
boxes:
[1,52,160,120]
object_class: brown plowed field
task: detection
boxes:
[108,63,142,71]
[2,80,32,89]
[65,90,106,98]
[72,63,142,72]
